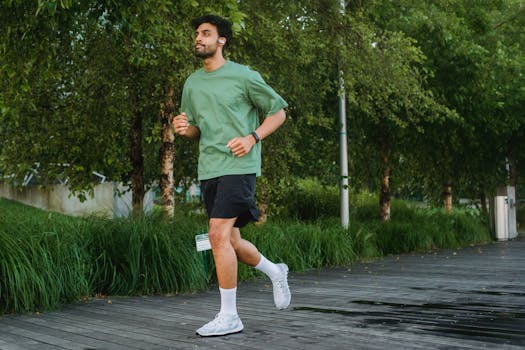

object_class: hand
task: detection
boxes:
[226,135,256,158]
[173,112,189,136]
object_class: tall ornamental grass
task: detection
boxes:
[361,203,492,256]
[0,195,492,315]
[0,200,89,313]
[84,214,210,295]
[237,219,354,280]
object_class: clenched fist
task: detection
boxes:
[173,112,190,136]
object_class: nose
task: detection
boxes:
[195,33,204,43]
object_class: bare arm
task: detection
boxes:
[227,108,286,158]
[173,112,200,140]
[253,108,286,141]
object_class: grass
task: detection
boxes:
[84,215,210,296]
[0,201,89,313]
[238,218,354,280]
[0,196,492,314]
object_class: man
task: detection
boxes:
[173,14,291,337]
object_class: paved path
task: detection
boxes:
[1,237,524,350]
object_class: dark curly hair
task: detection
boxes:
[191,14,233,50]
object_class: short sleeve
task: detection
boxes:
[246,71,288,117]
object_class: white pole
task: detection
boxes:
[339,0,349,229]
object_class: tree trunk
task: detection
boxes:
[130,109,144,218]
[160,85,175,218]
[255,203,268,225]
[479,191,487,215]
[508,145,519,204]
[443,181,452,214]
[379,155,391,222]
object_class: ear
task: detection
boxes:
[218,38,226,45]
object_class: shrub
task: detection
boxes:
[279,177,339,220]
[0,194,492,315]
[84,213,210,295]
[0,200,89,313]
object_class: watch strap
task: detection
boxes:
[250,131,260,143]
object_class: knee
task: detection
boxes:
[208,229,225,247]
[208,224,231,249]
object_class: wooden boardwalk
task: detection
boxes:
[1,237,524,350]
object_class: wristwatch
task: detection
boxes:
[250,131,260,143]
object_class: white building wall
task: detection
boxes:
[0,182,153,218]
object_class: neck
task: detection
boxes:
[202,53,227,72]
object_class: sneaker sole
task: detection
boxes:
[274,263,291,309]
[196,325,244,337]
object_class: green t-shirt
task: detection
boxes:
[181,61,288,180]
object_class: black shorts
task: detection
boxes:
[200,174,259,228]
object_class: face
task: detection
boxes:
[194,23,224,59]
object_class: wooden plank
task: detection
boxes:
[0,238,523,350]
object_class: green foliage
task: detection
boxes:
[1,0,523,217]
[0,200,89,313]
[84,213,209,296]
[0,199,212,313]
[0,0,242,197]
[238,218,355,280]
[343,7,457,209]
[366,0,524,200]
[1,194,493,314]
[234,0,337,205]
[361,206,491,256]
[0,199,354,313]
[0,0,520,314]
[278,178,339,220]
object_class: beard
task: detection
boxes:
[194,45,217,59]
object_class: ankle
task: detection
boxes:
[219,287,238,316]
[255,255,281,280]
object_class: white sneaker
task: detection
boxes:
[196,313,244,337]
[272,263,291,309]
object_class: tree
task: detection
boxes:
[342,23,453,220]
[234,0,341,218]
[0,0,242,217]
[2,0,520,222]
[482,0,525,202]
[367,0,524,212]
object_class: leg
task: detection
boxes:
[196,217,244,336]
[208,218,238,289]
[230,227,291,310]
[230,227,261,267]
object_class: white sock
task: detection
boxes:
[254,255,281,281]
[219,287,237,316]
